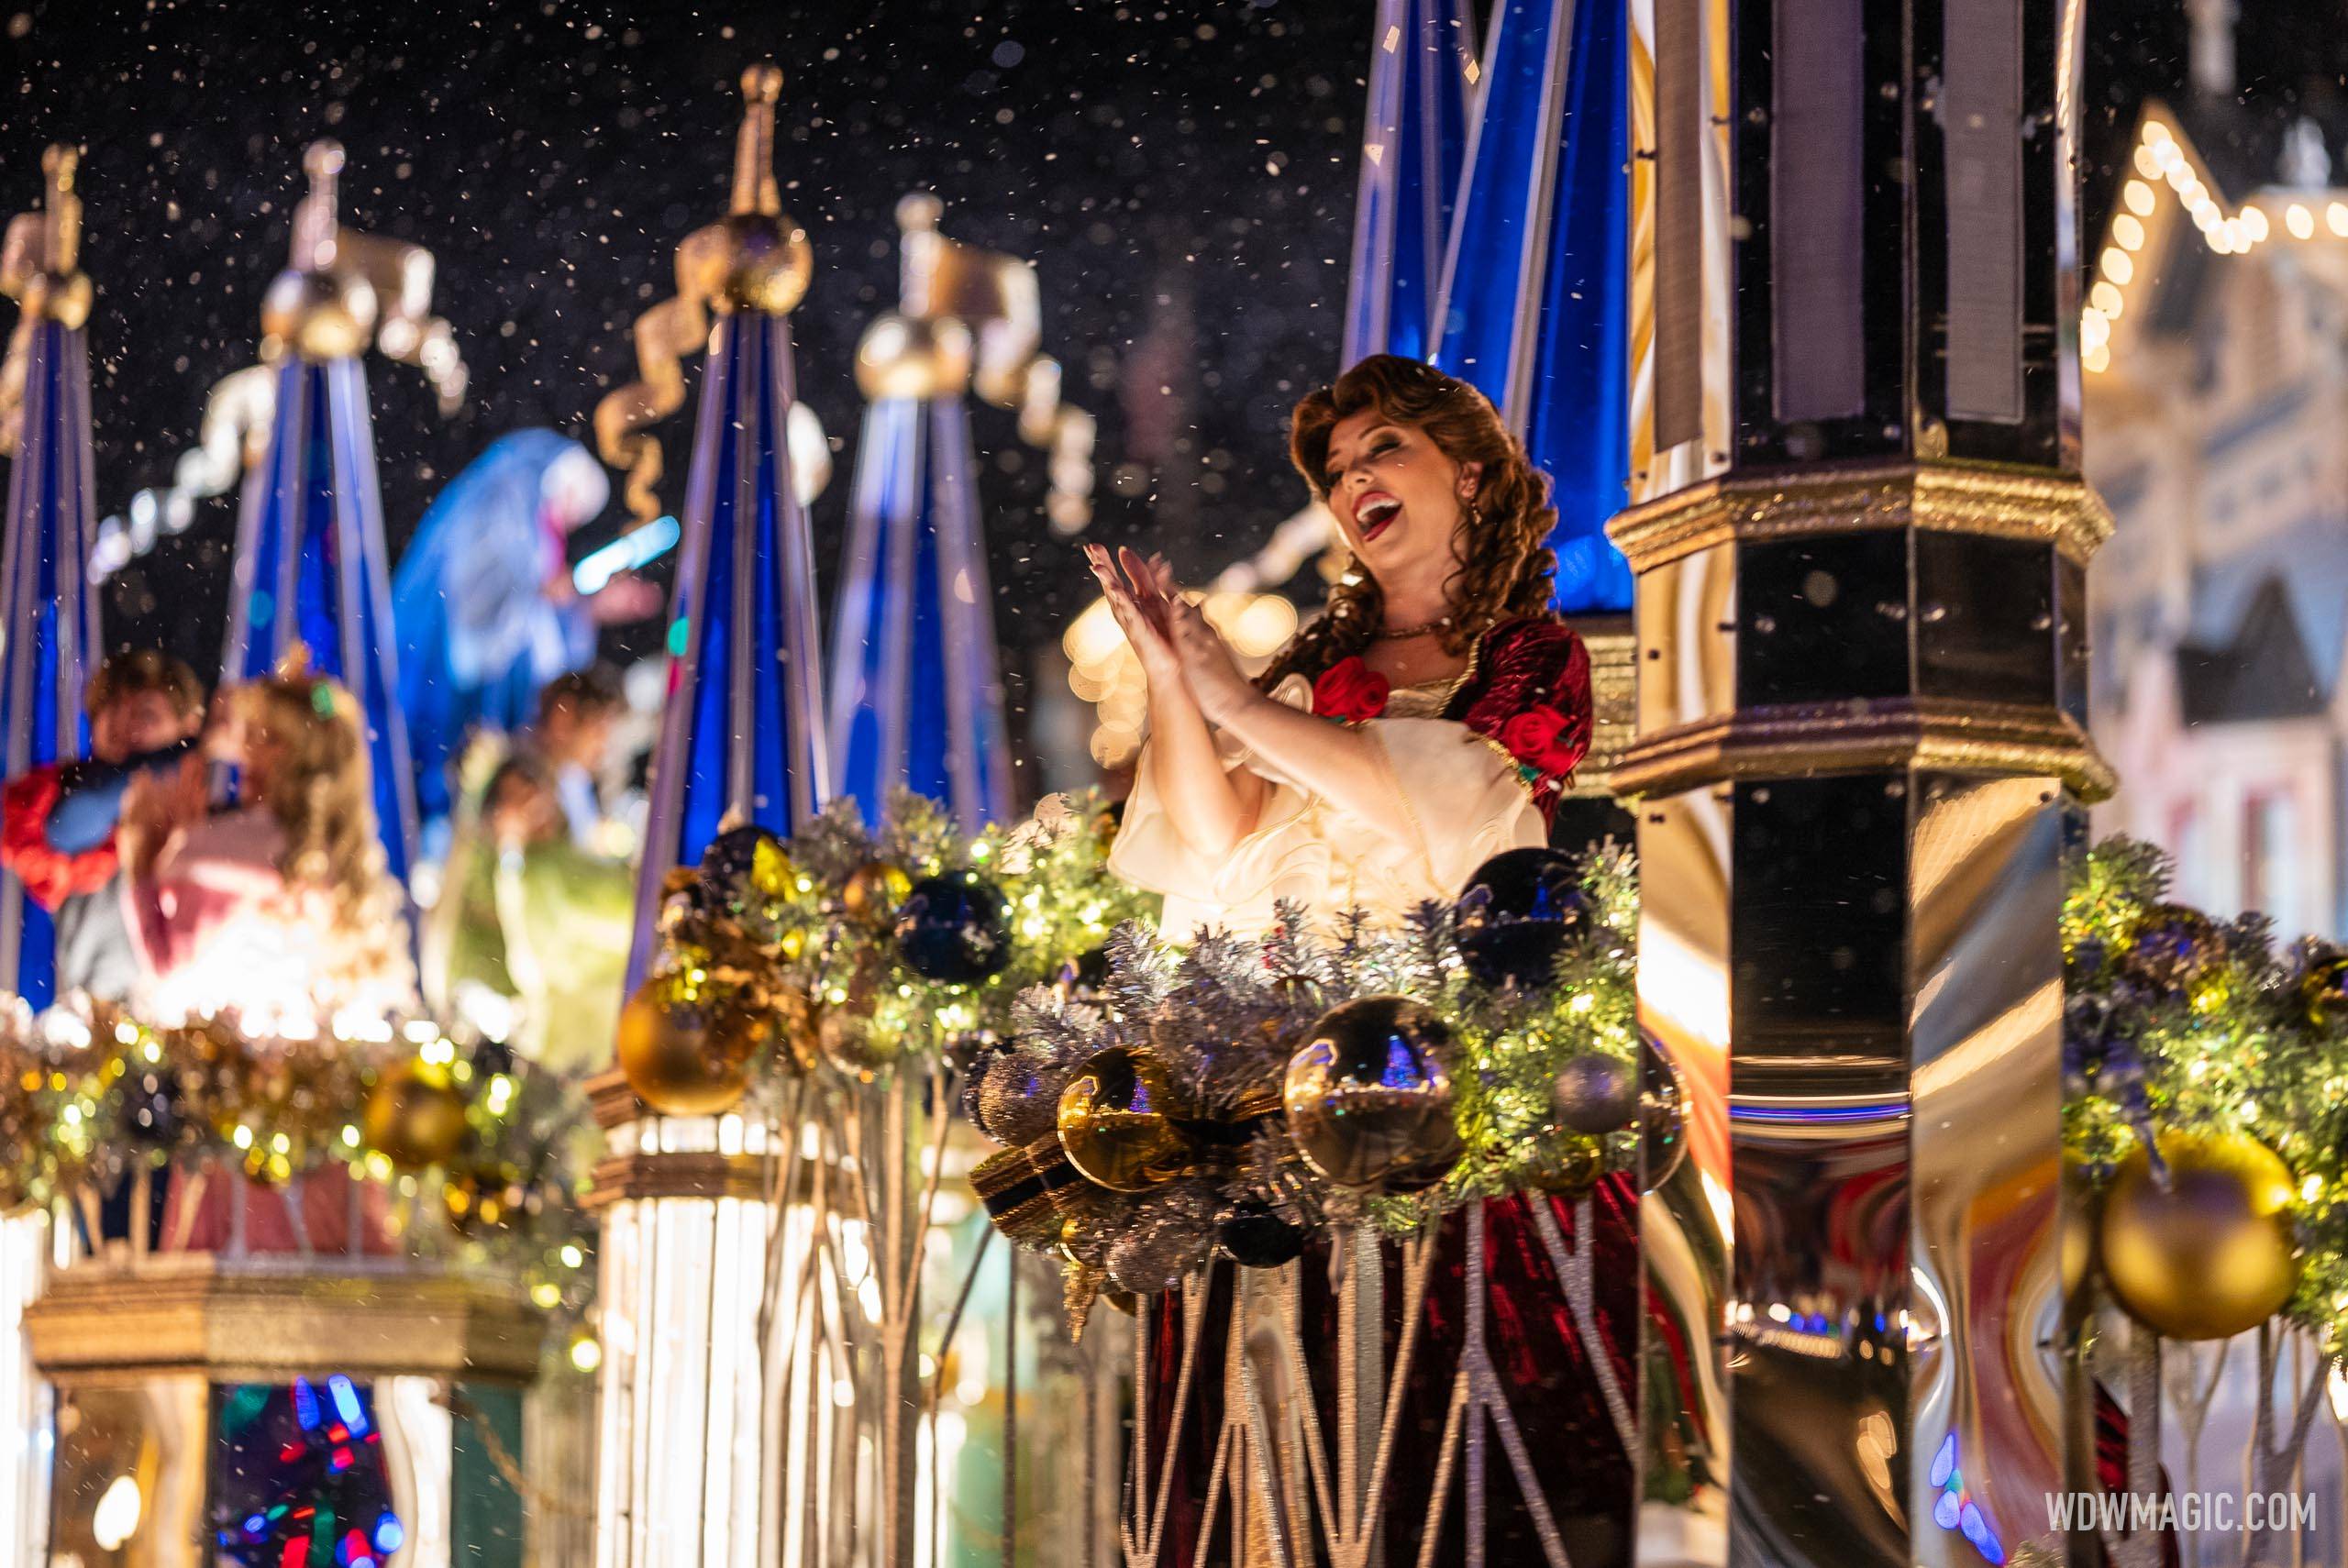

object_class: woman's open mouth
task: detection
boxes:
[1357,493,1401,542]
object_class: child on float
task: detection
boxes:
[0,648,206,1001]
[116,653,414,1255]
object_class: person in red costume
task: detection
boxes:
[0,648,206,1001]
[1095,353,1591,942]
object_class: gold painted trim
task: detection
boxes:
[27,1256,543,1385]
[586,1066,648,1132]
[1570,616,1636,799]
[1609,697,2115,802]
[1604,460,2114,572]
[581,1149,775,1209]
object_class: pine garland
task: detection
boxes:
[2064,836,2348,1359]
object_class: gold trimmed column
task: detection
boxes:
[1619,2,2100,1565]
[582,1072,806,1568]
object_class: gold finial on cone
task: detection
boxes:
[39,145,82,282]
[1,143,96,454]
[263,138,378,361]
[594,62,815,525]
[116,137,465,536]
[852,193,1097,532]
[250,138,463,405]
[1,143,94,329]
[732,65,784,216]
[296,138,346,270]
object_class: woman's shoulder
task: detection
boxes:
[1449,613,1594,794]
[1460,614,1590,712]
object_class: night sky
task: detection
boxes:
[0,0,2336,747]
[1,0,1366,752]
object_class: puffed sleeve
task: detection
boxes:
[1106,674,1320,917]
[1456,618,1594,825]
[1109,678,1546,936]
[1358,717,1549,895]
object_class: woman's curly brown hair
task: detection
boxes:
[232,665,413,999]
[1263,355,1557,691]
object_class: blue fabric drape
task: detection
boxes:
[1344,0,1476,365]
[827,395,1011,835]
[626,313,829,988]
[1430,0,1634,613]
[0,317,101,1005]
[392,430,598,844]
[222,356,420,887]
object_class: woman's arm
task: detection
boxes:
[1087,546,1264,860]
[1158,585,1416,847]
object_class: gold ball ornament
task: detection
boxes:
[2098,1130,2299,1342]
[2060,1150,2099,1309]
[1057,1046,1195,1193]
[855,314,975,402]
[1282,996,1461,1191]
[16,270,92,331]
[361,1062,470,1171]
[2299,952,2348,1030]
[261,266,380,362]
[1528,1133,1607,1197]
[817,1006,894,1086]
[692,211,812,316]
[615,975,768,1117]
[840,861,913,923]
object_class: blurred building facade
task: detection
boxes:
[2087,4,2348,936]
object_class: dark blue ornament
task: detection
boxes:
[1056,945,1111,1004]
[893,869,1013,985]
[1452,847,1588,990]
[471,1038,517,1080]
[699,824,786,901]
[1214,1198,1306,1268]
[119,1066,182,1149]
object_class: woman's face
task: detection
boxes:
[205,693,287,796]
[1320,410,1479,589]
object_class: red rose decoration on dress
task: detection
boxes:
[1456,618,1595,821]
[1497,705,1579,774]
[1312,656,1391,723]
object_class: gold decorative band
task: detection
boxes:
[1605,459,2114,572]
[1608,696,2115,802]
[28,1260,543,1385]
[1570,615,1636,798]
[581,1149,776,1209]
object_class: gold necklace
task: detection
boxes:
[1373,614,1449,641]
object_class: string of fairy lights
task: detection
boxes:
[2083,111,2348,377]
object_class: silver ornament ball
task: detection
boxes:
[1552,1053,1639,1135]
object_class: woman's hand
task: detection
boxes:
[1086,544,1186,693]
[587,572,666,624]
[119,754,207,877]
[1161,588,1253,724]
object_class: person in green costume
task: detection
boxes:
[426,748,633,1076]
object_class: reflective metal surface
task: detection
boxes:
[1620,1,2087,1556]
[1634,788,1734,1567]
[1632,770,2070,1568]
